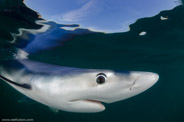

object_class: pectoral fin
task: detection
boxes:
[0,75,31,90]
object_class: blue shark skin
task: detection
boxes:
[0,60,159,113]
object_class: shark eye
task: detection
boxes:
[96,73,107,84]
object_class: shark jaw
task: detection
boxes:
[82,99,104,109]
[70,99,105,113]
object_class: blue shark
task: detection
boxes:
[0,60,159,113]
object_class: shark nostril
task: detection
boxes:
[129,77,141,90]
[129,73,159,91]
[130,80,136,90]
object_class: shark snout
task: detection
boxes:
[130,72,159,91]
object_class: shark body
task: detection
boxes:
[0,60,159,113]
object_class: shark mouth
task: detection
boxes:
[84,99,104,106]
[71,99,105,111]
[81,99,105,110]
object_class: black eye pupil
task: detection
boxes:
[96,76,106,84]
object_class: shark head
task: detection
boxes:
[30,69,159,113]
[55,70,159,113]
[0,60,159,113]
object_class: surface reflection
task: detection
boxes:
[0,0,184,68]
[25,0,182,33]
[13,20,94,53]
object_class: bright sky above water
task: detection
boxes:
[25,0,182,33]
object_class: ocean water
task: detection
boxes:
[0,0,184,122]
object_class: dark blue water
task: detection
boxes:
[0,0,184,122]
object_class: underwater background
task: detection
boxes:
[0,0,184,121]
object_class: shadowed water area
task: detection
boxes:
[0,0,184,122]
